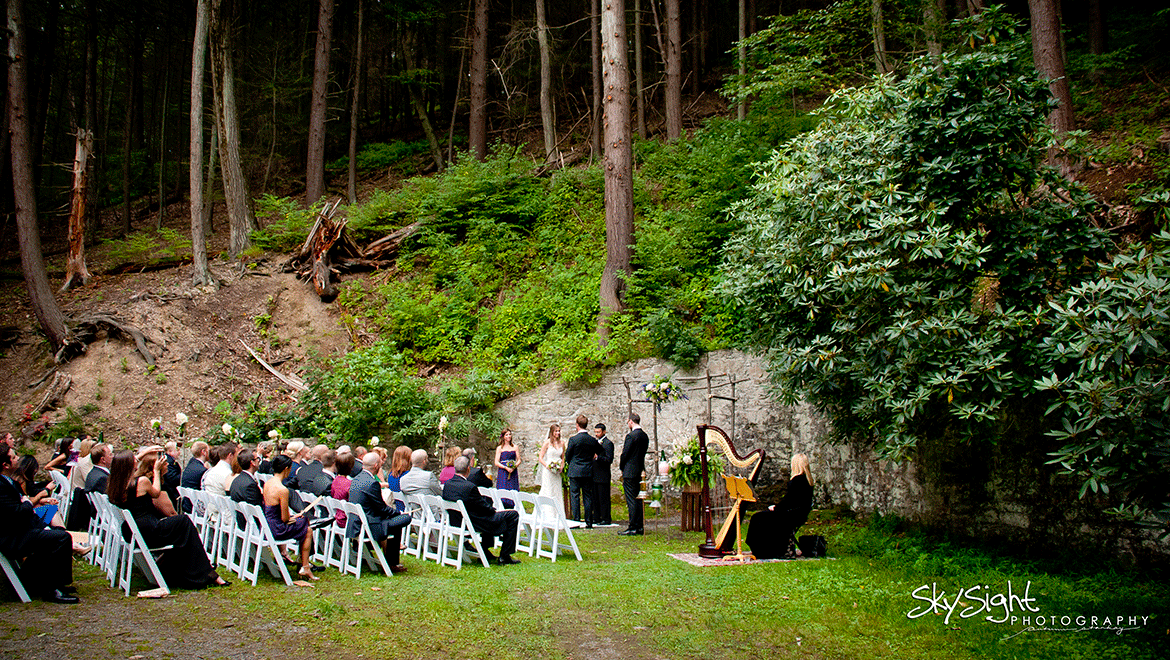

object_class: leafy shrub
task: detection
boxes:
[252,195,323,252]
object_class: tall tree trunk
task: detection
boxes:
[1087,0,1105,84]
[634,0,646,139]
[62,130,94,291]
[591,0,602,160]
[737,0,746,120]
[598,0,633,340]
[8,0,73,354]
[536,0,558,163]
[306,0,334,204]
[347,0,364,204]
[204,119,218,235]
[403,29,445,173]
[1029,0,1074,135]
[156,73,168,230]
[872,0,891,75]
[83,0,100,232]
[468,0,488,160]
[121,33,143,236]
[690,0,700,96]
[925,0,946,59]
[211,0,256,257]
[664,0,682,141]
[190,0,214,286]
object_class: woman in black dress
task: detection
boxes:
[746,453,814,559]
[108,448,229,589]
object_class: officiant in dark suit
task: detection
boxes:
[564,414,601,528]
[619,413,649,535]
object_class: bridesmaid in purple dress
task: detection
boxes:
[494,429,520,506]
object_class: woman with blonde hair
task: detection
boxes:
[438,445,461,483]
[746,453,814,559]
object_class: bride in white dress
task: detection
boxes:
[537,423,572,522]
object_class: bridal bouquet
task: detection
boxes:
[547,460,563,475]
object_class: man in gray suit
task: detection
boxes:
[400,449,442,498]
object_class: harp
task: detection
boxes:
[696,424,765,558]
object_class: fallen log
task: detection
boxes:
[240,340,307,392]
[361,220,423,260]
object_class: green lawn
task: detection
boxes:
[2,511,1164,660]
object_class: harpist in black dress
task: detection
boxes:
[108,448,227,589]
[746,454,814,559]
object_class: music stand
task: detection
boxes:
[721,474,756,561]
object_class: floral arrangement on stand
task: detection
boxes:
[667,436,722,490]
[642,373,687,411]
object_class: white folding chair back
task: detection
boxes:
[316,496,346,570]
[513,491,541,556]
[339,501,392,577]
[118,509,172,596]
[0,552,31,603]
[416,494,448,563]
[437,498,491,569]
[399,493,426,558]
[88,492,126,585]
[533,494,582,562]
[50,470,72,514]
[235,502,294,586]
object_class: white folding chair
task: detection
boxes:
[235,502,294,586]
[417,494,449,563]
[339,501,393,578]
[533,494,582,562]
[0,552,31,603]
[398,493,426,558]
[316,496,347,571]
[436,498,491,569]
[50,470,72,514]
[89,492,127,585]
[118,509,172,597]
[513,491,542,556]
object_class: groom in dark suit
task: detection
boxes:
[564,414,601,528]
[619,413,650,535]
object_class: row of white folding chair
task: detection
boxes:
[480,487,535,555]
[291,494,394,578]
[402,492,443,563]
[415,494,491,569]
[86,491,171,595]
[179,487,294,585]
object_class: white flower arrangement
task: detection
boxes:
[642,374,687,410]
[370,436,380,446]
[222,423,234,436]
[439,416,449,433]
[175,412,188,426]
[268,429,282,440]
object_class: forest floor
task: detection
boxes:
[0,198,354,454]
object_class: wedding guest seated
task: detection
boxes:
[85,443,113,494]
[384,446,411,511]
[442,456,521,565]
[180,441,210,489]
[746,453,814,559]
[463,448,493,489]
[348,452,410,574]
[331,452,355,528]
[400,449,442,498]
[438,446,461,483]
[262,455,320,580]
[305,449,337,497]
[0,438,79,603]
[255,441,274,474]
[68,438,96,491]
[281,441,309,486]
[108,447,229,589]
[43,437,73,473]
[229,449,263,506]
[161,441,182,505]
[12,455,65,529]
[202,443,237,496]
[349,446,366,476]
